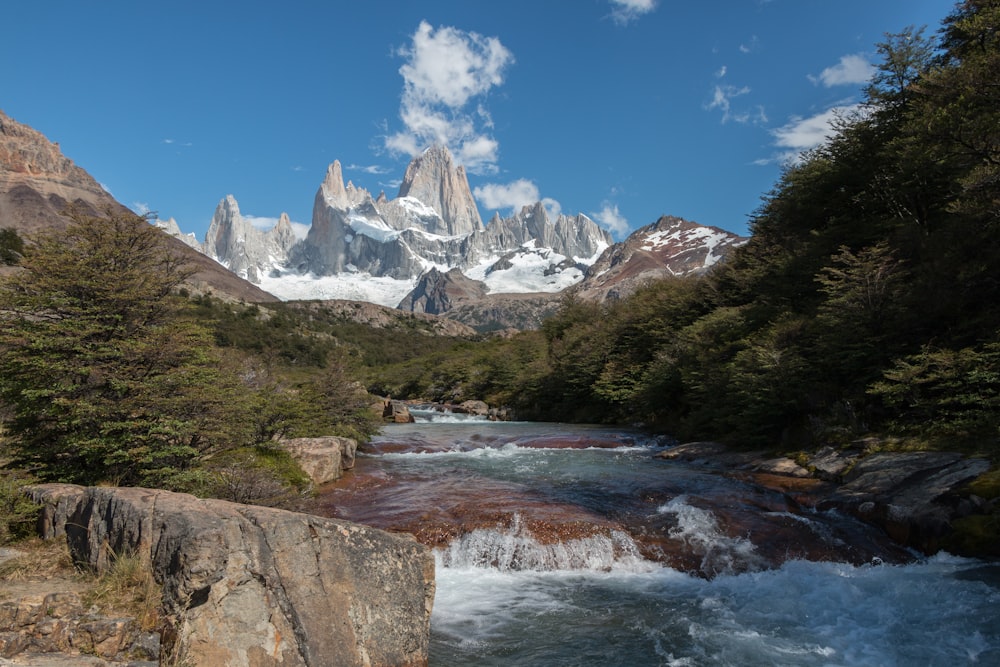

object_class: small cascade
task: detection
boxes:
[657,496,767,575]
[438,514,652,572]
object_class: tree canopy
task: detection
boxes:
[0,210,254,484]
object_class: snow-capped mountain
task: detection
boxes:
[203,145,613,307]
[573,215,747,301]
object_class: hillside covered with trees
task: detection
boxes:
[372,0,1000,462]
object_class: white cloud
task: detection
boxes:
[769,104,860,163]
[244,215,281,231]
[474,179,540,211]
[810,54,875,87]
[541,198,562,220]
[715,65,727,78]
[387,21,514,174]
[592,202,630,237]
[609,0,658,25]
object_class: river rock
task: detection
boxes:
[282,436,358,485]
[820,452,991,553]
[383,399,416,423]
[27,484,435,667]
[457,400,489,416]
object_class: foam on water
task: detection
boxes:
[657,496,767,575]
[438,513,654,573]
[431,552,1000,666]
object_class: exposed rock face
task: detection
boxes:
[575,216,747,301]
[28,484,435,667]
[204,195,297,282]
[0,109,278,304]
[820,452,991,553]
[282,436,358,485]
[397,267,488,315]
[397,145,482,236]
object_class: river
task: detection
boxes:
[312,411,1000,666]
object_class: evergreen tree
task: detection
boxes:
[0,209,251,485]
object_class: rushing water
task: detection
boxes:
[313,412,1000,666]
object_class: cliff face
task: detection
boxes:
[29,484,435,667]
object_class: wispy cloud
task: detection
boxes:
[739,35,760,54]
[766,104,861,164]
[706,84,767,125]
[809,53,875,87]
[609,0,658,25]
[385,21,514,175]
[592,202,629,237]
[347,163,391,175]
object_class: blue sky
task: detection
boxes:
[2,0,956,240]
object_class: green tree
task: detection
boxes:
[0,209,250,485]
[0,228,24,265]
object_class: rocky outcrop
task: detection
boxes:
[383,400,416,423]
[27,484,435,667]
[0,591,150,662]
[657,441,993,556]
[819,451,991,553]
[282,436,358,485]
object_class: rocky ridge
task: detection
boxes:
[0,110,278,305]
[201,145,613,300]
[574,215,747,301]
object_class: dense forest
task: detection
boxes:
[370,0,1000,459]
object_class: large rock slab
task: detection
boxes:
[27,484,434,667]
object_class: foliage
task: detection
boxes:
[0,209,253,485]
[0,469,40,544]
[0,228,24,265]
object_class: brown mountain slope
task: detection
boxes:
[0,109,277,303]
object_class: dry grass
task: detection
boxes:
[83,548,163,632]
[0,538,162,632]
[0,537,77,582]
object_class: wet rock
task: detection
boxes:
[281,435,358,484]
[820,452,991,553]
[753,457,811,478]
[655,441,764,468]
[27,484,435,667]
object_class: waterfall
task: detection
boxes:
[437,513,653,572]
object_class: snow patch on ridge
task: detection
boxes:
[467,248,585,294]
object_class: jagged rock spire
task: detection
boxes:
[398,145,483,236]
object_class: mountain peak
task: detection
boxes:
[398,145,482,236]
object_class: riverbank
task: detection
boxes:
[657,440,999,559]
